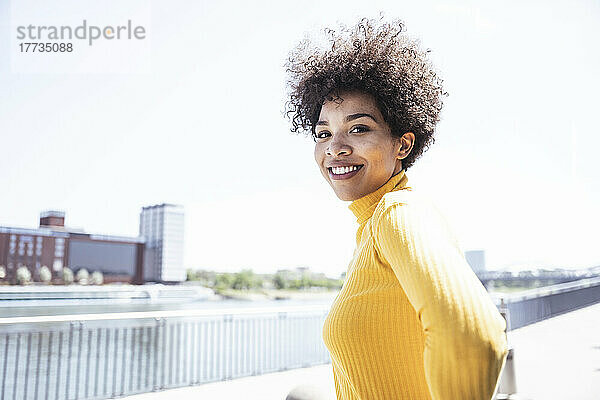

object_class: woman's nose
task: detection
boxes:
[326,137,352,157]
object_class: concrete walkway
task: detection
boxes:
[123,302,600,400]
[506,302,600,400]
[122,363,336,400]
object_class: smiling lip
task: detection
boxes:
[328,165,364,180]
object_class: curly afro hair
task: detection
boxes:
[285,16,446,170]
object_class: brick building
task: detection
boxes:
[0,205,184,284]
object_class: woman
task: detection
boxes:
[285,17,508,399]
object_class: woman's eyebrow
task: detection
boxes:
[316,113,378,126]
[345,113,378,123]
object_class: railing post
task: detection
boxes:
[153,318,160,392]
[23,332,32,400]
[160,318,167,390]
[495,298,518,400]
[13,334,21,400]
[224,314,233,380]
[75,321,84,399]
[112,326,119,397]
[65,322,75,400]
[120,327,128,397]
[278,312,287,371]
[499,297,510,332]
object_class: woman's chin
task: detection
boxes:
[332,189,358,202]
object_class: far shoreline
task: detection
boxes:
[210,288,340,302]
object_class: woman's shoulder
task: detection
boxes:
[372,188,453,234]
[373,188,433,218]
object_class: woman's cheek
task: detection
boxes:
[314,144,323,166]
[314,145,328,179]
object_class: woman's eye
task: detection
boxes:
[349,125,368,134]
[314,131,331,140]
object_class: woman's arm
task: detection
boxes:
[373,199,508,400]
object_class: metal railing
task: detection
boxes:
[495,276,600,330]
[2,277,600,400]
[0,305,331,400]
[492,276,600,399]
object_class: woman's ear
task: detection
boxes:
[396,132,415,159]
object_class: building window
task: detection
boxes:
[54,238,65,258]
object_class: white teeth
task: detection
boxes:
[331,165,360,175]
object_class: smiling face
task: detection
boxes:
[314,90,413,201]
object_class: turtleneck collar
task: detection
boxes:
[348,170,410,225]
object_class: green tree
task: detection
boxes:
[188,269,219,287]
[91,271,104,285]
[76,268,89,285]
[232,269,256,290]
[16,266,32,285]
[299,275,311,289]
[62,267,74,285]
[215,273,234,290]
[186,269,196,281]
[272,272,288,290]
[39,265,52,284]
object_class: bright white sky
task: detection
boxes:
[1,0,598,277]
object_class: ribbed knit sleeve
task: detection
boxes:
[372,200,508,400]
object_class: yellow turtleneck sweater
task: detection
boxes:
[322,170,508,400]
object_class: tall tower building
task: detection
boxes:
[139,204,185,282]
[465,249,486,274]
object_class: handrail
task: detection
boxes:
[0,304,331,326]
[499,275,600,302]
